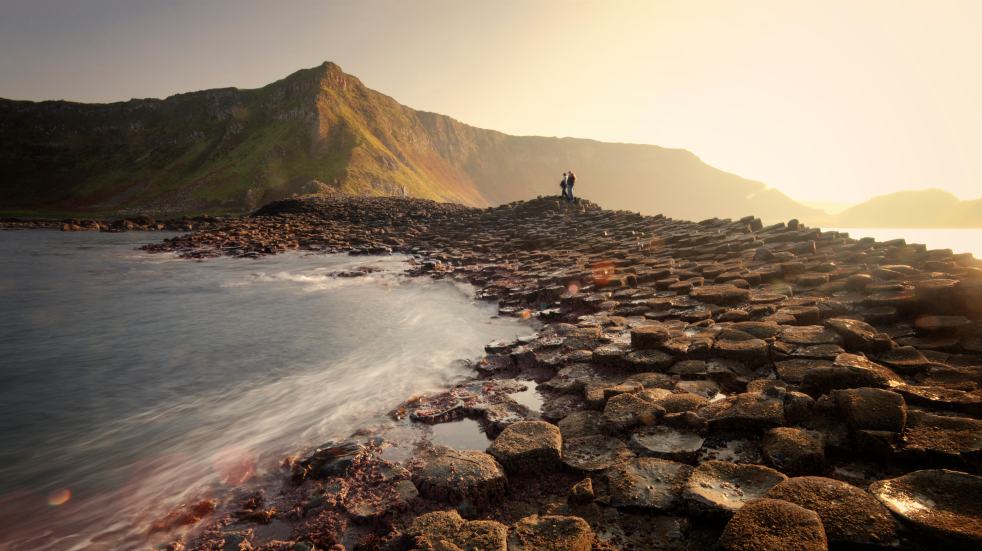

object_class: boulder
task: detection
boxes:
[690,284,750,305]
[832,387,907,433]
[699,392,784,431]
[602,392,664,432]
[507,515,594,551]
[765,476,899,547]
[630,324,671,349]
[684,460,787,515]
[411,447,507,505]
[802,353,903,394]
[624,349,676,371]
[568,477,594,504]
[824,318,879,352]
[606,457,693,510]
[774,359,832,385]
[782,391,816,425]
[876,345,933,372]
[761,427,825,476]
[870,469,982,547]
[901,410,982,468]
[776,305,822,326]
[409,510,508,551]
[717,498,828,551]
[896,384,982,415]
[713,338,770,365]
[650,392,709,413]
[344,462,418,521]
[730,321,784,339]
[847,273,873,290]
[487,421,562,474]
[779,326,843,346]
[292,441,365,484]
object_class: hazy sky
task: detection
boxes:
[2,0,979,206]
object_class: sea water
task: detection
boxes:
[0,231,529,550]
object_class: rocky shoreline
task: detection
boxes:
[0,214,228,233]
[24,195,982,550]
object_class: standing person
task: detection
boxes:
[566,170,576,202]
[560,172,568,199]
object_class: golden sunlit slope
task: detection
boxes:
[0,61,823,220]
[417,111,827,222]
[0,62,488,214]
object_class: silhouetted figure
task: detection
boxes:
[566,170,576,202]
[560,172,568,199]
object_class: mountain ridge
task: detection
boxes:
[3,61,971,227]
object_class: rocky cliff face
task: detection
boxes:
[0,61,824,221]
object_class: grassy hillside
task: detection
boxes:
[1,61,825,221]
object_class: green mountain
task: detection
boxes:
[833,189,982,228]
[0,61,823,221]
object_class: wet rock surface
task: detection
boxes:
[410,446,507,506]
[870,469,982,547]
[683,460,788,515]
[604,457,693,510]
[765,476,900,547]
[130,195,981,550]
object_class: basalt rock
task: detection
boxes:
[761,427,826,476]
[411,447,507,506]
[568,477,595,504]
[683,460,788,515]
[487,420,562,473]
[602,392,664,432]
[408,510,508,550]
[699,392,785,432]
[138,195,982,549]
[630,324,671,349]
[802,353,904,394]
[557,411,604,439]
[825,318,882,353]
[629,425,705,462]
[507,515,594,551]
[562,435,634,472]
[292,441,365,484]
[345,471,418,521]
[716,498,828,551]
[870,469,982,547]
[605,457,693,511]
[900,410,982,469]
[832,387,908,433]
[765,476,899,547]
